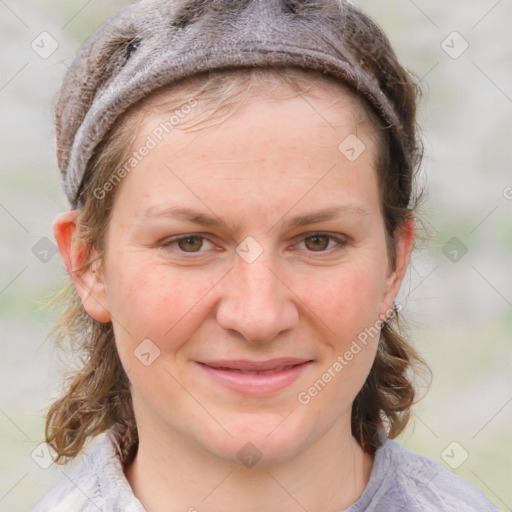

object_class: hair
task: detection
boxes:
[44,7,432,468]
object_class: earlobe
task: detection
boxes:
[53,210,112,323]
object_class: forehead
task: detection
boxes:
[129,75,378,180]
[136,67,376,135]
[134,84,376,175]
[107,84,382,233]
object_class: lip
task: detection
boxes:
[196,358,313,395]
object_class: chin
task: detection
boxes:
[198,412,321,469]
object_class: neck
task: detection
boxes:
[125,412,374,512]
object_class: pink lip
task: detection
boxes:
[197,358,313,395]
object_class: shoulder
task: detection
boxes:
[29,432,144,512]
[29,443,103,512]
[351,439,500,512]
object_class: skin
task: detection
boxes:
[54,85,415,512]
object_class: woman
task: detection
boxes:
[31,0,499,510]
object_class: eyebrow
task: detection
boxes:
[138,204,370,231]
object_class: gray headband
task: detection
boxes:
[56,0,408,209]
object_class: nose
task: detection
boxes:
[215,250,299,343]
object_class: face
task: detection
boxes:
[60,83,413,466]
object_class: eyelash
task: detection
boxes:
[159,232,347,257]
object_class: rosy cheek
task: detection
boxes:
[325,272,382,332]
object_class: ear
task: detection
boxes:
[379,216,416,321]
[53,210,112,323]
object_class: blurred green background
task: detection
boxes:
[0,1,510,510]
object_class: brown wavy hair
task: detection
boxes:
[44,63,431,465]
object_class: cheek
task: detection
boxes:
[296,261,384,415]
[105,252,219,351]
[300,256,387,339]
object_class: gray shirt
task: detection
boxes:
[30,430,500,511]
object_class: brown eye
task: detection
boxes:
[160,234,216,256]
[177,236,204,252]
[304,234,331,251]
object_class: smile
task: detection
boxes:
[211,364,298,375]
[196,358,313,395]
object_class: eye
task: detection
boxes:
[296,232,347,253]
[160,234,215,254]
[159,232,347,257]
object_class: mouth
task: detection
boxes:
[196,358,313,395]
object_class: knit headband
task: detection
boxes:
[56,0,410,209]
